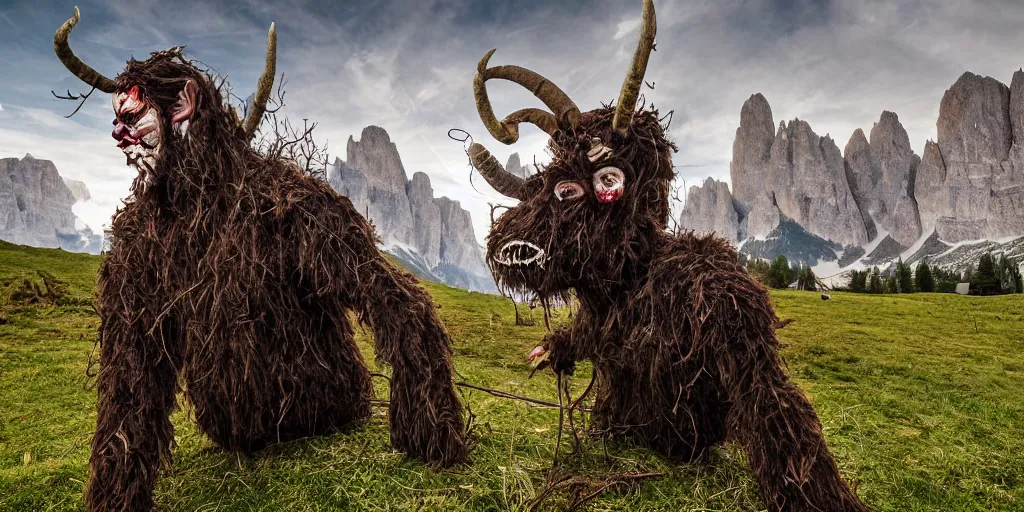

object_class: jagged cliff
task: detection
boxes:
[722,94,868,247]
[916,71,1024,242]
[679,177,739,240]
[681,69,1024,272]
[0,155,101,253]
[506,153,533,179]
[328,126,496,293]
[843,112,922,246]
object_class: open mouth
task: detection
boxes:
[494,240,548,268]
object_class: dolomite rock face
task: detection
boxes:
[742,190,783,240]
[843,112,922,246]
[63,178,91,203]
[435,197,489,277]
[729,93,868,246]
[506,153,532,179]
[916,72,1024,241]
[913,140,948,238]
[843,128,880,239]
[338,126,414,245]
[762,119,869,246]
[704,68,1024,270]
[346,125,410,193]
[407,172,442,268]
[730,93,775,208]
[328,126,496,292]
[0,155,77,248]
[0,155,100,253]
[678,177,740,241]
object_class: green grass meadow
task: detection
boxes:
[1,240,1022,510]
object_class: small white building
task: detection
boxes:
[955,282,971,295]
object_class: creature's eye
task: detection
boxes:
[113,85,146,119]
[592,167,625,203]
[554,181,585,201]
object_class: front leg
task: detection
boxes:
[356,270,467,467]
[86,277,181,511]
[311,203,467,467]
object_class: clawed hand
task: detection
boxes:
[527,345,550,377]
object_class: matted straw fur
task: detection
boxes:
[54,13,466,512]
[468,1,869,510]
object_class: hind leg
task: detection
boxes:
[721,343,867,512]
[186,308,372,452]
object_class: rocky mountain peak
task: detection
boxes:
[0,155,99,252]
[917,70,1024,241]
[678,177,739,240]
[843,110,923,246]
[62,178,91,203]
[938,72,1012,165]
[346,125,409,193]
[506,153,531,179]
[762,110,869,247]
[730,93,775,208]
[1010,70,1024,145]
[329,126,496,293]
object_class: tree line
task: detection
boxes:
[845,253,1022,295]
[739,252,1023,295]
[741,255,819,290]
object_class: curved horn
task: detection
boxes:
[612,0,657,136]
[53,7,116,94]
[469,142,525,200]
[242,23,277,140]
[474,49,580,144]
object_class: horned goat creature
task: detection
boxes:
[55,8,466,511]
[468,1,869,510]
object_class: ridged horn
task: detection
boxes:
[474,49,580,144]
[53,7,116,94]
[241,23,277,140]
[612,0,657,136]
[469,142,525,200]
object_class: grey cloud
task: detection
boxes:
[3,0,1024,245]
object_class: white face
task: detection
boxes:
[112,85,163,189]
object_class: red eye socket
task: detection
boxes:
[554,181,585,201]
[592,167,625,203]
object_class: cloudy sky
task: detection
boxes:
[2,0,1024,244]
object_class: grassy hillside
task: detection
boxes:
[0,240,1022,511]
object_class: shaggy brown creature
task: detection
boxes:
[467,1,868,510]
[54,9,465,511]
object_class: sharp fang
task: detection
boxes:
[496,240,547,268]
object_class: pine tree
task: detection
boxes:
[848,270,867,292]
[894,258,912,293]
[1000,255,1024,293]
[886,274,898,293]
[996,254,1021,294]
[767,255,791,289]
[973,252,1000,295]
[915,260,935,292]
[869,267,883,294]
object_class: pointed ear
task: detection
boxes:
[170,79,199,124]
